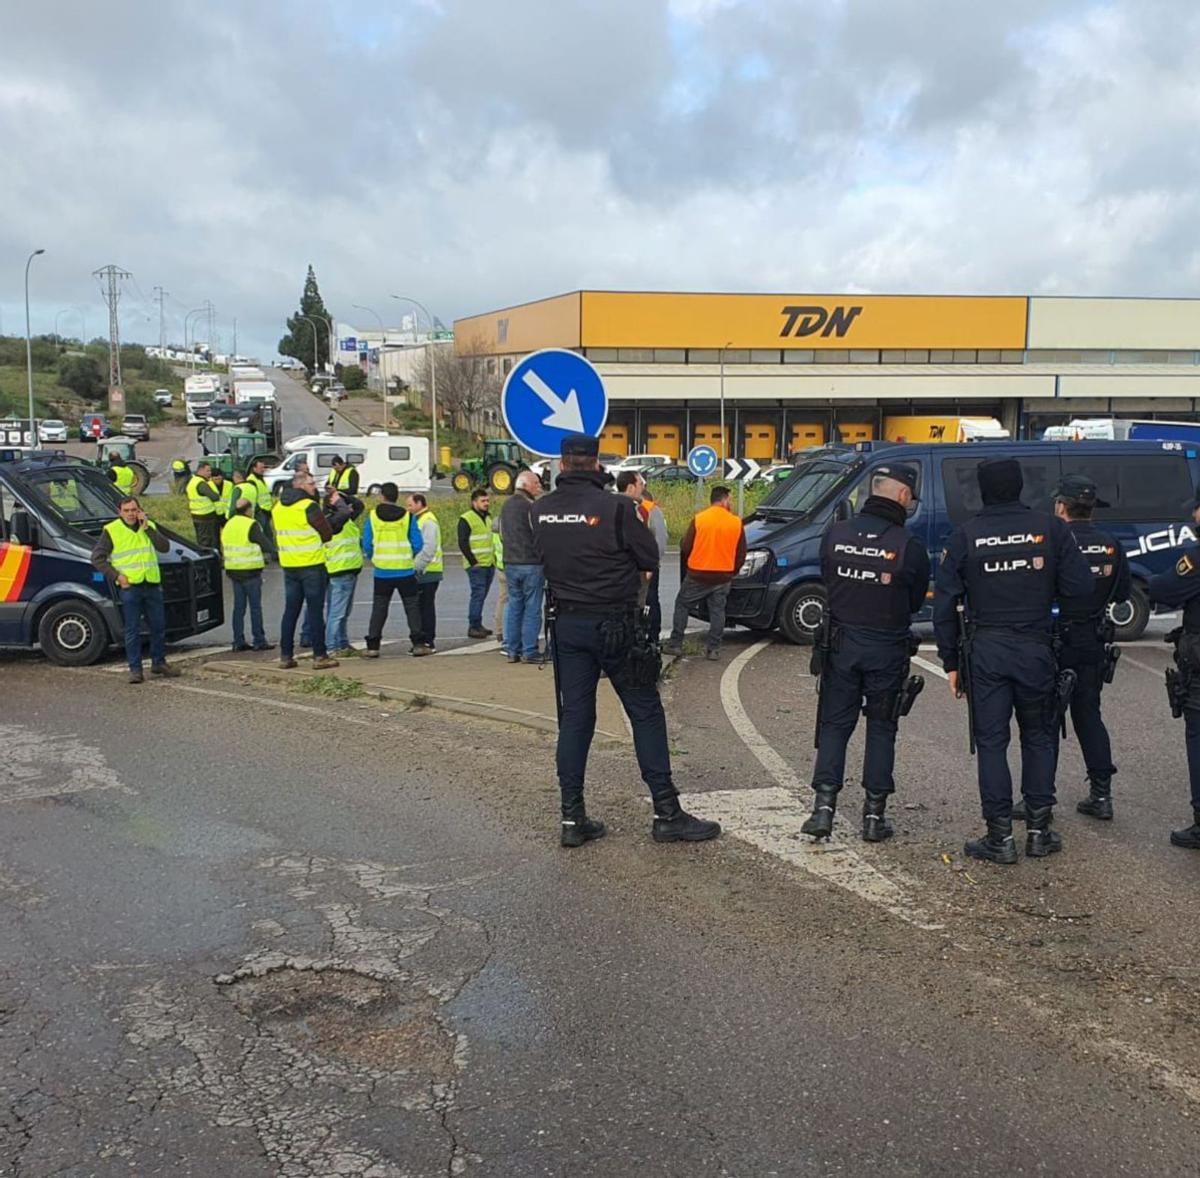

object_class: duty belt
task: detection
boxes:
[556,600,637,617]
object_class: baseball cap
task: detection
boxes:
[873,463,920,500]
[560,434,599,458]
[1052,473,1109,509]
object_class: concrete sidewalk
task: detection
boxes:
[201,640,633,744]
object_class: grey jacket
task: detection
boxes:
[646,502,668,560]
[499,490,541,566]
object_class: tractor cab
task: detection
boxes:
[201,426,276,477]
[450,437,531,495]
[95,438,150,494]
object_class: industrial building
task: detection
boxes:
[454,292,1200,459]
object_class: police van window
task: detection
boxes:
[1062,453,1193,523]
[763,460,851,515]
[847,465,924,514]
[941,456,1060,525]
[388,446,410,461]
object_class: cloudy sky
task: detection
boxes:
[2,0,1198,358]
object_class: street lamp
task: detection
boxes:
[24,249,45,444]
[352,304,388,427]
[300,315,324,377]
[391,294,440,471]
[184,307,208,369]
[718,339,733,462]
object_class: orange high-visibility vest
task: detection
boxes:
[688,505,742,574]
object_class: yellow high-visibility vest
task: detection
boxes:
[103,519,161,585]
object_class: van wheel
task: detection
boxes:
[778,583,826,645]
[367,484,381,496]
[1109,584,1149,642]
[38,600,109,666]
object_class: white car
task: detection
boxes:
[613,453,672,472]
[37,419,68,443]
[153,388,172,406]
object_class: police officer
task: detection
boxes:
[1147,491,1200,849]
[933,457,1092,864]
[801,463,930,842]
[1017,474,1129,822]
[531,434,721,848]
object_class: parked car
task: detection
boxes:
[613,453,673,472]
[78,414,114,442]
[645,464,698,485]
[324,384,346,404]
[121,414,150,441]
[153,388,172,406]
[37,419,68,444]
[311,374,335,393]
[760,463,793,484]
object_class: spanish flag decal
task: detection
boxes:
[0,542,32,603]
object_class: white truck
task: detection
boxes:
[184,374,222,424]
[233,379,278,406]
[266,432,430,494]
[230,364,266,382]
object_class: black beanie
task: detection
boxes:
[977,457,1023,505]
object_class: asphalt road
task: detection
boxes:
[2,622,1200,1173]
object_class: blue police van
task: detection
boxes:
[0,452,224,665]
[725,440,1200,643]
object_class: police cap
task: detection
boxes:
[560,433,599,458]
[872,463,920,500]
[1052,473,1110,509]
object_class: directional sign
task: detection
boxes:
[501,348,608,458]
[725,457,762,481]
[687,444,719,478]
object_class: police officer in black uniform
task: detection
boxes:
[1015,474,1129,822]
[1147,491,1200,849]
[531,434,721,848]
[801,463,930,842]
[934,457,1092,864]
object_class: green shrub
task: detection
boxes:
[57,354,106,400]
[341,365,366,391]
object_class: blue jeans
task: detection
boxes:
[325,571,358,653]
[119,582,166,672]
[281,566,328,659]
[553,612,675,804]
[230,575,267,648]
[466,565,495,630]
[504,564,545,657]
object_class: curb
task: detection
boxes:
[200,660,631,746]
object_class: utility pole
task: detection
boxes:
[153,285,168,355]
[93,264,132,413]
[232,316,237,358]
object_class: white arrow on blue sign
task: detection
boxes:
[687,444,719,478]
[501,348,608,458]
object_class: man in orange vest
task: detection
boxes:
[662,485,746,661]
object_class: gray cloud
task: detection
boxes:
[1,0,1197,358]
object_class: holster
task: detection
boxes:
[1165,626,1191,719]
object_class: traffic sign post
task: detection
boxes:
[501,348,608,458]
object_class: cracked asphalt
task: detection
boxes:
[2,642,1199,1175]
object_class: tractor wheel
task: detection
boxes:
[129,462,151,495]
[488,464,515,495]
[451,470,473,494]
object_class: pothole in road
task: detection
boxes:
[222,966,456,1078]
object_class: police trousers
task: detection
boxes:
[552,612,676,806]
[811,628,910,795]
[971,631,1057,819]
[1172,632,1200,810]
[1059,633,1116,782]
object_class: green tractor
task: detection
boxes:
[200,426,278,479]
[450,438,532,495]
[95,438,151,495]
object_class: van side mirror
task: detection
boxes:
[10,509,37,548]
[835,499,852,522]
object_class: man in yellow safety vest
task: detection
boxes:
[408,492,443,651]
[362,482,428,657]
[220,495,274,653]
[186,461,222,550]
[90,495,179,684]
[457,487,494,639]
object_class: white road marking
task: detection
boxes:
[1122,654,1163,676]
[911,654,948,680]
[713,640,942,930]
[440,640,502,656]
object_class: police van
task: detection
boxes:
[727,440,1200,643]
[0,454,224,665]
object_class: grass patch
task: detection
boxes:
[141,493,195,535]
[294,674,365,700]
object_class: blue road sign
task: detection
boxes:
[688,444,719,478]
[501,348,608,458]
[340,337,357,352]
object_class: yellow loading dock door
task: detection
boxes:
[600,423,630,456]
[646,423,682,460]
[693,424,732,458]
[742,423,778,461]
[790,422,827,453]
[836,422,875,443]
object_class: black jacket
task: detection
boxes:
[499,490,541,565]
[531,470,658,609]
[458,507,489,567]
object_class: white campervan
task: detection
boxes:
[266,432,430,494]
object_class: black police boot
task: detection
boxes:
[861,791,894,843]
[801,789,838,840]
[560,790,606,849]
[1076,775,1114,821]
[651,795,721,843]
[1011,799,1027,821]
[964,817,1019,865]
[1169,809,1200,849]
[1025,805,1064,858]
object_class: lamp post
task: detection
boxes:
[184,308,207,370]
[300,315,323,377]
[24,249,45,444]
[352,304,388,427]
[391,294,439,470]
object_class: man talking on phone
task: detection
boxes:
[91,496,180,684]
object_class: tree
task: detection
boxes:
[57,354,106,401]
[341,365,367,391]
[278,265,332,374]
[413,335,502,433]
